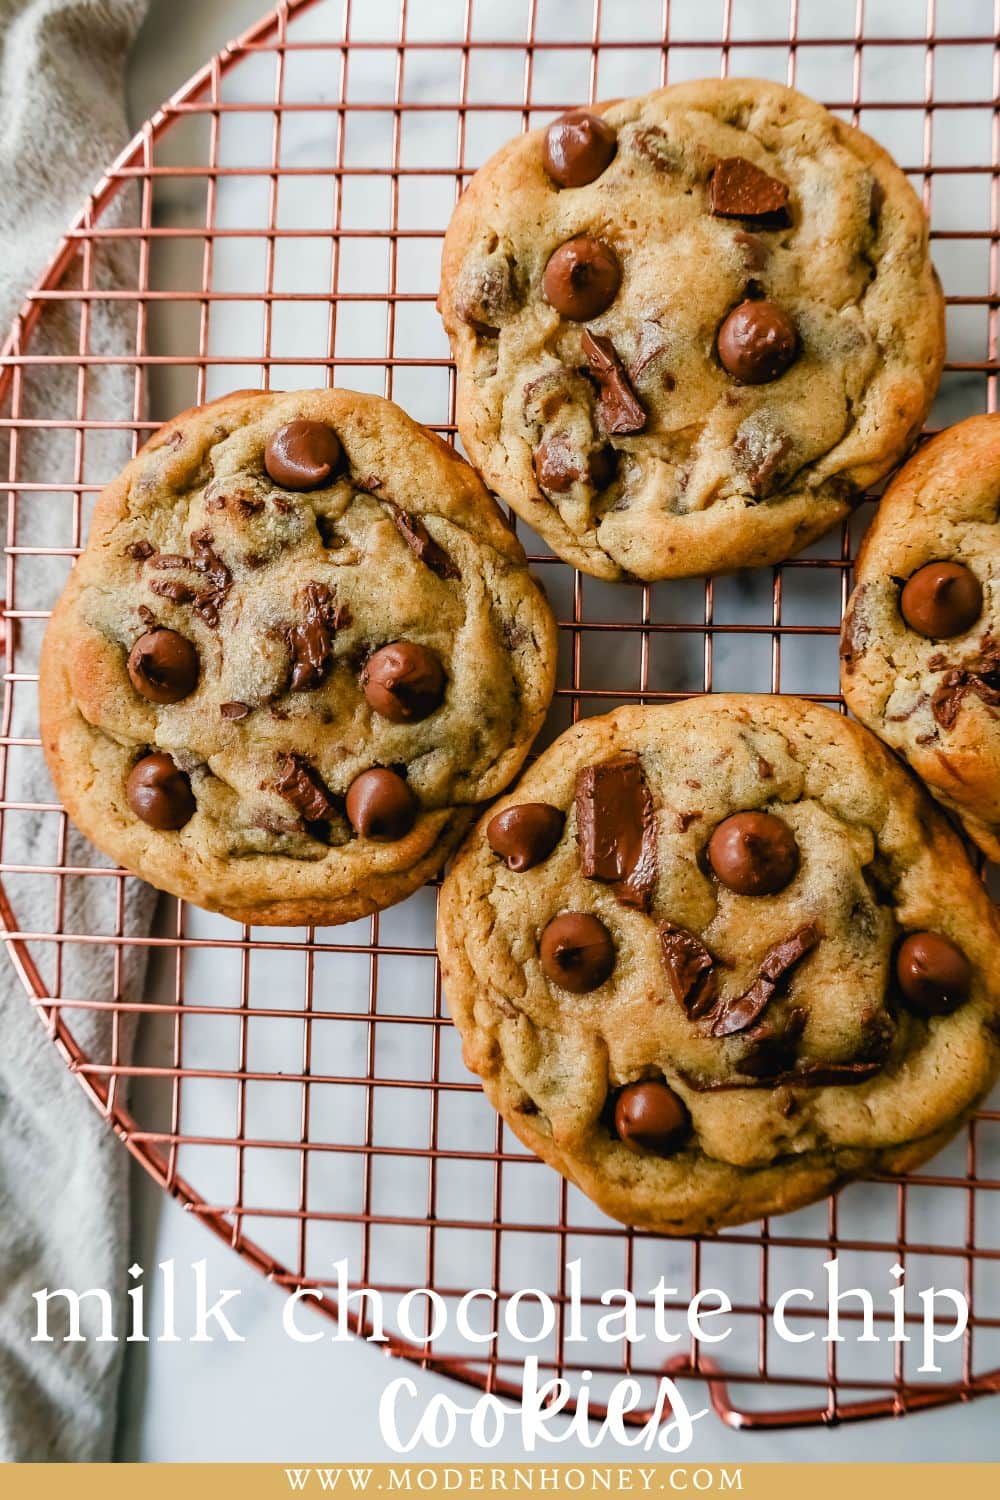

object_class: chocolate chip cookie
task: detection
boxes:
[841,415,1000,861]
[439,78,944,581]
[437,696,1000,1235]
[40,389,557,925]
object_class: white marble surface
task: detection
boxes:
[113,0,1000,1462]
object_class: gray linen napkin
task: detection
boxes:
[0,0,152,1462]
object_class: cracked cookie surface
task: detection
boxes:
[40,389,557,925]
[841,414,1000,861]
[439,78,944,581]
[437,696,1000,1234]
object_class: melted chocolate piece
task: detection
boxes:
[126,539,155,561]
[345,768,418,841]
[576,753,657,910]
[659,921,718,1017]
[542,110,617,189]
[127,628,199,704]
[703,921,821,1038]
[220,701,250,720]
[487,803,565,872]
[581,330,646,435]
[386,501,459,580]
[126,753,195,831]
[717,299,798,384]
[264,419,342,490]
[286,582,346,692]
[539,912,615,993]
[543,236,621,321]
[709,157,791,225]
[273,753,338,822]
[900,561,983,639]
[613,1081,689,1155]
[930,636,1000,729]
[148,529,231,629]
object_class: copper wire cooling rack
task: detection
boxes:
[1,0,999,1432]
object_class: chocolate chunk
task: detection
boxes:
[708,810,799,897]
[533,433,615,493]
[718,299,798,384]
[739,1006,807,1078]
[264,420,342,490]
[709,157,791,225]
[126,752,195,831]
[253,811,307,836]
[126,539,155,561]
[386,501,459,580]
[576,753,657,910]
[286,582,346,692]
[659,922,717,1017]
[454,240,520,334]
[487,803,565,872]
[273,753,338,823]
[539,912,615,993]
[930,636,1000,729]
[127,628,199,704]
[363,641,445,723]
[613,1081,689,1155]
[733,231,769,270]
[345,768,417,841]
[703,921,820,1037]
[839,588,870,674]
[896,931,972,1016]
[628,319,671,382]
[220,701,250,720]
[533,432,581,493]
[148,529,231,629]
[679,1056,881,1092]
[787,1059,883,1086]
[543,110,617,189]
[733,422,791,498]
[581,330,646,435]
[900,561,983,639]
[543,236,621,321]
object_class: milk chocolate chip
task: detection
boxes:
[543,236,621,321]
[264,420,342,490]
[710,157,791,224]
[127,629,199,704]
[363,641,445,723]
[718,299,798,384]
[126,752,195,830]
[896,931,972,1015]
[614,1081,689,1155]
[539,912,614,992]
[543,110,617,189]
[346,768,417,841]
[708,811,799,896]
[487,803,565,872]
[900,561,983,639]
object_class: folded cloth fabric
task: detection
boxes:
[0,0,152,1462]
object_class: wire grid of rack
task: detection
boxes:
[0,0,998,1431]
